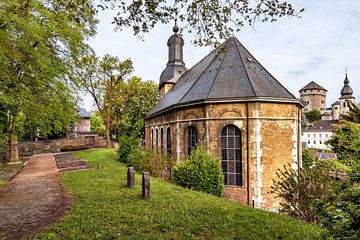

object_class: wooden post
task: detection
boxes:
[142,172,150,199]
[127,167,135,188]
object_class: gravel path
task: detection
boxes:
[0,154,73,240]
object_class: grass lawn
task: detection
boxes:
[34,148,324,240]
[0,179,5,189]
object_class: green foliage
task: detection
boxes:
[317,159,353,174]
[172,148,224,197]
[77,54,134,146]
[90,112,105,135]
[0,0,97,151]
[33,148,324,240]
[315,165,360,240]
[342,101,360,123]
[112,77,159,139]
[327,122,360,167]
[128,148,170,178]
[302,149,315,169]
[105,0,303,46]
[305,109,321,123]
[118,135,140,163]
[271,163,332,223]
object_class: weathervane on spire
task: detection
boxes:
[173,9,179,34]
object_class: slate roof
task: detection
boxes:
[147,37,298,118]
[299,81,327,92]
[78,108,90,119]
[302,120,338,132]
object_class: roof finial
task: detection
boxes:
[173,9,179,34]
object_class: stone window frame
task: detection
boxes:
[155,128,159,149]
[166,127,171,156]
[151,128,154,149]
[160,128,164,153]
[187,125,198,156]
[220,124,242,186]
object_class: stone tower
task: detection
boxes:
[159,22,186,98]
[338,73,355,114]
[299,81,327,113]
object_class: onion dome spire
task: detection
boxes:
[341,72,354,97]
[159,14,186,89]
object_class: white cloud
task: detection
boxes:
[82,0,360,110]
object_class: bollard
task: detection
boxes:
[142,172,150,199]
[127,167,135,188]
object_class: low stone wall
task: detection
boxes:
[17,137,110,157]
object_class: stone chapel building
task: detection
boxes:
[145,26,303,210]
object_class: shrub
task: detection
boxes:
[118,135,140,163]
[270,163,333,223]
[302,149,315,169]
[305,109,321,123]
[172,148,224,197]
[128,148,170,178]
[315,165,360,240]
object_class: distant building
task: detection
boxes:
[67,108,98,146]
[300,73,356,120]
[145,24,303,210]
[302,120,338,150]
[299,81,327,113]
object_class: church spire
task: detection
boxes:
[159,17,186,91]
[340,71,354,98]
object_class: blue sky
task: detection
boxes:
[82,0,360,111]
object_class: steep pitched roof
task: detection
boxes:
[78,108,90,119]
[302,120,338,132]
[299,81,327,92]
[147,37,298,118]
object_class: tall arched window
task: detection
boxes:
[167,127,171,156]
[160,128,164,153]
[187,126,198,155]
[221,125,242,186]
[155,129,158,149]
[151,129,154,149]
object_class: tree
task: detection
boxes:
[76,54,133,147]
[103,0,303,46]
[327,122,360,167]
[305,109,321,123]
[0,0,97,162]
[90,112,106,135]
[342,101,360,123]
[112,77,159,139]
[270,163,332,223]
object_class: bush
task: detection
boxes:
[118,135,140,163]
[316,164,360,240]
[302,149,315,169]
[128,148,170,178]
[172,148,224,197]
[270,163,333,223]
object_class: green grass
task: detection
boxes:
[0,179,5,189]
[34,148,324,240]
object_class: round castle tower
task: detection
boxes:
[299,81,327,113]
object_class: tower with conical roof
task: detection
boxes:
[338,73,355,115]
[159,19,186,98]
[299,81,327,114]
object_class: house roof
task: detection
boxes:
[147,37,299,118]
[299,81,327,92]
[78,108,90,119]
[303,120,338,132]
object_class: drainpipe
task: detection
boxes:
[246,102,250,206]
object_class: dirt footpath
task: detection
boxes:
[0,154,73,240]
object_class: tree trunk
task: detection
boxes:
[8,115,19,163]
[105,124,111,148]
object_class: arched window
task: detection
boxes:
[167,127,171,156]
[221,125,242,186]
[160,128,164,153]
[151,129,154,149]
[155,129,158,149]
[187,126,198,155]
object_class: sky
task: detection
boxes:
[82,0,360,111]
